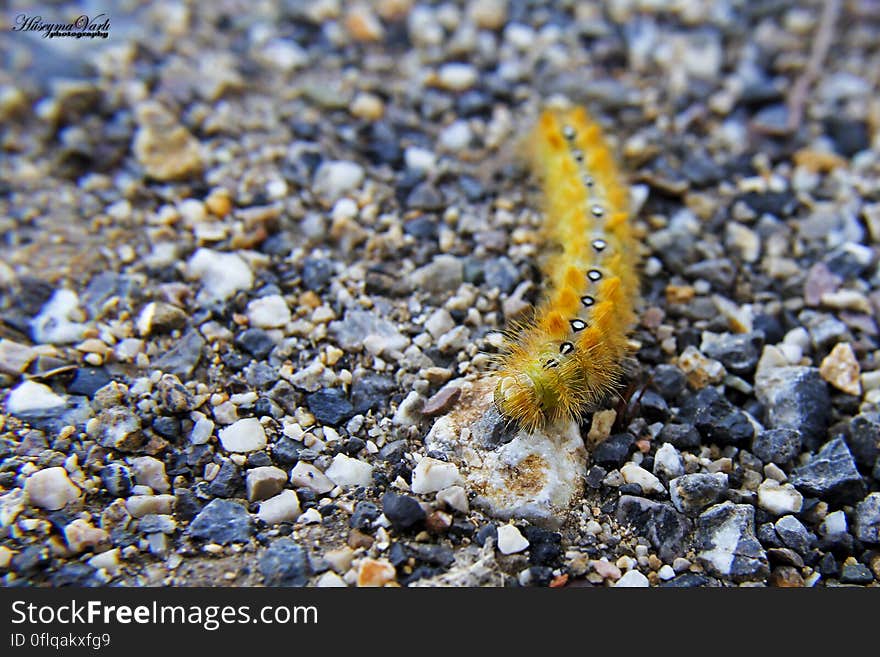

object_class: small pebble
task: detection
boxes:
[496,524,529,555]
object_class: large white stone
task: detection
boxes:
[218,418,267,453]
[6,380,66,414]
[411,457,461,494]
[246,295,291,329]
[325,454,373,488]
[424,380,586,529]
[187,248,254,301]
[24,467,81,510]
[257,490,301,525]
[496,524,529,554]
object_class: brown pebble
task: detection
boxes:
[793,149,847,173]
[421,384,461,417]
[767,547,805,568]
[549,573,569,588]
[205,190,233,218]
[356,558,396,587]
[299,291,322,310]
[133,101,203,181]
[819,342,862,396]
[345,5,385,42]
[665,285,695,304]
[425,510,452,534]
[769,566,804,587]
[347,529,374,549]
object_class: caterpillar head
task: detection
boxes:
[493,348,579,432]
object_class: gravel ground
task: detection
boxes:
[1,0,879,588]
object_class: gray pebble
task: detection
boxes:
[188,499,253,544]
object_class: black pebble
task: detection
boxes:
[638,390,669,422]
[272,436,304,465]
[680,387,754,447]
[206,460,243,498]
[301,257,335,291]
[66,368,112,397]
[592,433,635,468]
[651,364,687,400]
[259,538,311,587]
[350,501,380,530]
[824,117,869,158]
[306,388,355,425]
[475,523,498,547]
[235,328,275,359]
[382,492,425,531]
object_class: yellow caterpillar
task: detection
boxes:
[493,107,639,431]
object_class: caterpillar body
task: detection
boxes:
[493,107,639,432]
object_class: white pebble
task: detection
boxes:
[404,146,437,173]
[257,490,301,525]
[24,467,81,510]
[424,309,455,338]
[313,160,365,203]
[620,462,665,495]
[436,485,468,514]
[246,295,291,329]
[190,416,214,445]
[496,524,529,554]
[325,453,374,488]
[129,456,169,493]
[88,548,120,574]
[63,518,110,554]
[187,248,254,301]
[658,564,676,581]
[298,508,323,524]
[411,457,461,494]
[218,418,267,453]
[757,480,803,515]
[261,38,307,71]
[439,120,472,151]
[438,63,478,90]
[177,198,206,224]
[316,571,347,587]
[289,462,335,494]
[653,443,684,480]
[331,198,358,221]
[30,289,87,344]
[821,510,847,536]
[615,570,650,587]
[124,494,175,518]
[6,380,66,414]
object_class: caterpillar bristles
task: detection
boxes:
[491,106,639,432]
